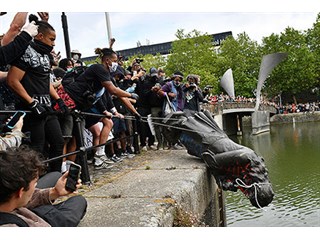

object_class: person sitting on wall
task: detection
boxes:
[0,146,87,227]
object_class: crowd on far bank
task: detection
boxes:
[276,102,320,114]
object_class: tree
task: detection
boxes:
[306,13,320,83]
[261,27,318,103]
[216,32,261,97]
[125,53,166,73]
[165,29,220,91]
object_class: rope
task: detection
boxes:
[235,178,270,210]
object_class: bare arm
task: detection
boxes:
[119,97,138,115]
[1,12,28,46]
[49,82,61,101]
[7,66,33,104]
[102,81,131,98]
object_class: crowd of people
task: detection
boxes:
[1,12,318,227]
[0,12,87,227]
[0,12,209,227]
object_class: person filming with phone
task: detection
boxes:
[0,146,87,227]
[0,111,25,151]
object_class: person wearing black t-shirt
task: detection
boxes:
[63,47,140,168]
[7,14,67,172]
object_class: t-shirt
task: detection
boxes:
[11,43,52,107]
[63,64,112,110]
[76,64,111,93]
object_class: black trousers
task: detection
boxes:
[31,195,87,227]
[137,107,154,146]
[34,171,87,227]
[25,114,64,172]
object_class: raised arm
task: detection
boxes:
[1,12,28,46]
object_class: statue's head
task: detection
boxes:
[238,153,274,208]
[205,150,274,208]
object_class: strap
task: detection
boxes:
[0,212,29,227]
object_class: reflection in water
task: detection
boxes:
[226,122,320,227]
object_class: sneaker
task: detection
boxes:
[127,153,135,159]
[126,145,134,154]
[87,158,94,165]
[171,143,184,150]
[120,152,128,158]
[94,162,113,170]
[94,154,115,164]
[111,154,123,163]
[141,146,148,151]
[148,145,157,151]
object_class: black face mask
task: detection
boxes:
[32,39,54,55]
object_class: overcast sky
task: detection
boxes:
[1,1,320,60]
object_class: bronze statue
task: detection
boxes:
[163,110,274,208]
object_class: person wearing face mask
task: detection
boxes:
[70,49,85,67]
[155,71,185,150]
[58,58,74,72]
[7,14,67,173]
[157,71,185,112]
[62,47,140,169]
[182,74,204,117]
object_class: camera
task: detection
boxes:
[135,58,144,64]
[189,83,197,88]
[82,90,96,104]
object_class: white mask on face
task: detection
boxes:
[109,62,118,72]
[72,54,79,61]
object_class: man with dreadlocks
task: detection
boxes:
[7,14,68,172]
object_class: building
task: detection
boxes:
[82,31,232,62]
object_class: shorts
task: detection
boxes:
[58,113,74,139]
[84,107,101,129]
[112,117,127,134]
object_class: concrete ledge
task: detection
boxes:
[79,150,220,227]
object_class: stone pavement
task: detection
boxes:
[77,148,220,227]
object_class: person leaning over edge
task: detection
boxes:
[0,146,87,227]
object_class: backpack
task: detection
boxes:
[62,66,96,110]
[0,212,29,227]
[62,65,88,86]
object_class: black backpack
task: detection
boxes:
[62,65,88,86]
[0,212,29,227]
[62,65,96,110]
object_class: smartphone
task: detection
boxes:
[2,111,26,133]
[65,162,82,192]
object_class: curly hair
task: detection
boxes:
[0,145,44,204]
[94,47,117,60]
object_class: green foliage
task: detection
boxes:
[216,32,262,97]
[165,29,220,91]
[261,27,318,99]
[112,13,320,102]
[125,53,166,73]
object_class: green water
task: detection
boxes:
[226,121,320,227]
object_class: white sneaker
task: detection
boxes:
[148,145,157,151]
[141,146,148,151]
[94,162,113,170]
[94,154,114,164]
